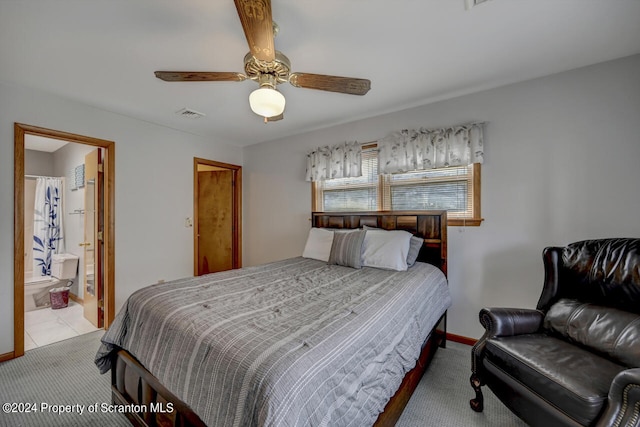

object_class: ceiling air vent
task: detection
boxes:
[464,0,491,10]
[175,108,205,119]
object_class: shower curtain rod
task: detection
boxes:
[24,175,65,179]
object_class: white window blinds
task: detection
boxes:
[383,165,474,219]
[315,148,378,211]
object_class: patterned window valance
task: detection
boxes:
[305,141,362,182]
[378,123,484,174]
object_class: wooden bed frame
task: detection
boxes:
[111,211,448,427]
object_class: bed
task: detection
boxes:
[96,211,451,427]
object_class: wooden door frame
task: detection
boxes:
[12,123,115,360]
[193,158,242,275]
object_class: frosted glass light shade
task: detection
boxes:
[249,87,285,117]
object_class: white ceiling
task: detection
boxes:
[2,1,639,147]
[24,134,68,152]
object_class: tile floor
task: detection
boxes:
[24,301,101,350]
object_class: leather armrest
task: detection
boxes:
[479,307,544,338]
[596,368,640,427]
[471,307,543,378]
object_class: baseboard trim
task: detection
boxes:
[69,293,83,304]
[0,351,15,363]
[446,333,477,346]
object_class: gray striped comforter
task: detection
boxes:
[95,257,451,427]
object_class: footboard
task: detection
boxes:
[111,349,206,427]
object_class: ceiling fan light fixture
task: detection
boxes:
[249,86,285,118]
[154,1,371,122]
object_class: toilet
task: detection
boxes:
[24,253,79,312]
[51,253,80,283]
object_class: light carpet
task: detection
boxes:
[396,340,526,426]
[0,331,525,426]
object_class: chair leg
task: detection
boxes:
[469,374,484,412]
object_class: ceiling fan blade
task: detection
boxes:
[154,71,246,82]
[289,73,371,95]
[234,0,275,62]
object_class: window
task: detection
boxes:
[314,148,379,211]
[312,145,482,226]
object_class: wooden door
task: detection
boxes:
[197,170,234,275]
[83,149,103,328]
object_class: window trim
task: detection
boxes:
[450,162,482,226]
[312,159,483,227]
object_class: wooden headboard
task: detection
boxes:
[312,210,447,276]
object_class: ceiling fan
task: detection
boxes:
[154,0,371,123]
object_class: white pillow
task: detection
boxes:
[302,228,335,262]
[362,229,413,271]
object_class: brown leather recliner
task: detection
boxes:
[470,238,640,427]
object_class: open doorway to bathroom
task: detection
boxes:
[13,123,115,359]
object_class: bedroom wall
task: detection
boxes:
[0,82,243,355]
[242,54,640,340]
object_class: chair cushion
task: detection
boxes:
[485,334,626,426]
[544,298,640,367]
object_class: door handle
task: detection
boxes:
[79,242,91,247]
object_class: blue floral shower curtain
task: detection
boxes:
[33,177,65,276]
